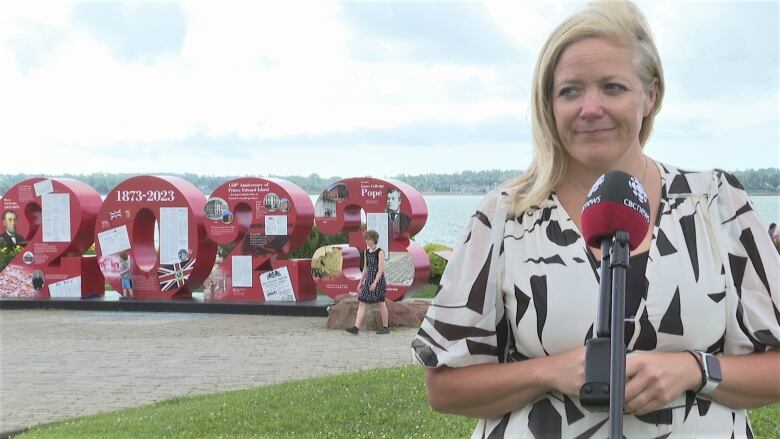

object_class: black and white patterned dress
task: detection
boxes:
[412,162,780,438]
[360,247,386,303]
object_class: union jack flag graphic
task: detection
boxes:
[109,209,122,221]
[157,258,196,292]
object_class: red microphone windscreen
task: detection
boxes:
[580,171,651,250]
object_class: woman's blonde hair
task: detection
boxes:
[504,0,664,216]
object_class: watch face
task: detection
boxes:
[704,355,723,382]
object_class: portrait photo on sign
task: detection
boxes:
[385,188,410,238]
[1,209,26,248]
[279,198,291,213]
[32,270,45,291]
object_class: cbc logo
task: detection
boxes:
[629,176,648,204]
[587,175,605,198]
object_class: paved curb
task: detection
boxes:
[0,297,331,317]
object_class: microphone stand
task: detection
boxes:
[580,230,631,438]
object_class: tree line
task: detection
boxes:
[0,167,778,195]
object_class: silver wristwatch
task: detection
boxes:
[697,351,723,395]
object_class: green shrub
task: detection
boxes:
[423,242,451,281]
[290,225,349,259]
[0,244,22,271]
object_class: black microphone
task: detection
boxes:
[581,170,651,251]
[579,170,652,439]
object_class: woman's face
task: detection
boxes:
[365,238,376,247]
[552,37,656,169]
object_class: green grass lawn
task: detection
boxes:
[18,366,779,438]
[408,283,439,299]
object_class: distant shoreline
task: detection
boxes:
[748,191,780,196]
[87,191,778,199]
[305,192,489,196]
[420,191,779,196]
[420,192,487,196]
[305,191,780,197]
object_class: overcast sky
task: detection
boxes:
[1,1,777,178]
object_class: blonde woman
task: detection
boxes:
[412,1,780,437]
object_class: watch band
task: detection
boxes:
[697,351,722,395]
[685,350,706,392]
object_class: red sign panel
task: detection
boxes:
[0,178,103,298]
[313,178,429,301]
[94,176,217,299]
[0,175,431,303]
[202,178,315,302]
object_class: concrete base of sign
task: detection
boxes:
[0,292,331,317]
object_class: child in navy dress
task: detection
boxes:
[346,230,389,335]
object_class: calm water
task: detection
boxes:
[98,194,778,249]
[414,194,780,247]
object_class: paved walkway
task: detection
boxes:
[0,310,419,433]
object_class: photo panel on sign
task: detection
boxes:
[384,252,414,286]
[260,266,295,302]
[310,245,344,280]
[314,183,348,219]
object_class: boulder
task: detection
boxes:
[326,294,430,330]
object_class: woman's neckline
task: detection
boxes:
[630,250,650,259]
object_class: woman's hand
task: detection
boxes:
[624,352,701,415]
[542,346,586,397]
[370,282,377,291]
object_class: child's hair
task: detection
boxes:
[119,252,129,260]
[363,229,379,243]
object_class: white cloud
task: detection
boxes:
[483,0,573,53]
[0,0,777,177]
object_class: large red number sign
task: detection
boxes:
[0,175,430,303]
[313,178,429,301]
[94,176,217,299]
[0,178,103,298]
[202,178,315,302]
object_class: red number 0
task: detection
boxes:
[95,176,217,299]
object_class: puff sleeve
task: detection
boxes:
[411,190,509,368]
[709,170,780,355]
